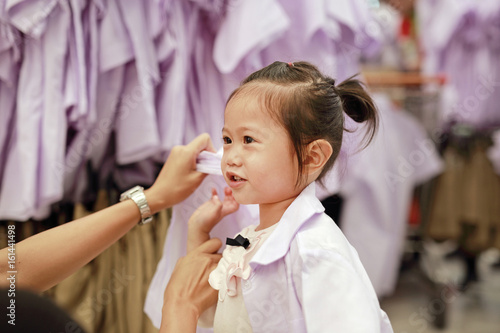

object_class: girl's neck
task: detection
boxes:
[256,196,297,231]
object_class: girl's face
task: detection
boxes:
[221,93,302,206]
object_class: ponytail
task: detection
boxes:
[336,75,378,147]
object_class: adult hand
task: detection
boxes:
[187,187,239,252]
[146,133,216,213]
[160,238,222,333]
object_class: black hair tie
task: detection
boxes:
[226,235,250,249]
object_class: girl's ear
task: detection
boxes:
[303,139,333,176]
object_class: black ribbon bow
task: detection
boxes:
[226,234,250,249]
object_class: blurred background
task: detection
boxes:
[0,0,499,332]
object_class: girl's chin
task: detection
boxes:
[231,193,258,206]
[233,198,256,205]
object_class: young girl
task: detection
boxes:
[189,61,393,332]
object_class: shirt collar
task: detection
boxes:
[249,182,324,268]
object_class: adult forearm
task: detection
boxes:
[0,199,141,292]
[0,133,215,292]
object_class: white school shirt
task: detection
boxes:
[238,182,393,333]
[209,223,278,332]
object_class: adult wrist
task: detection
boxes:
[144,188,169,214]
[162,296,200,330]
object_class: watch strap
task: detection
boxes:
[120,186,153,225]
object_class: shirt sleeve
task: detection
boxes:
[296,248,388,333]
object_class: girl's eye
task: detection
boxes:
[223,136,232,144]
[244,136,254,144]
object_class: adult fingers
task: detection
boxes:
[188,133,216,154]
[192,238,222,255]
[206,253,222,262]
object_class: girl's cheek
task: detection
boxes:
[220,156,227,170]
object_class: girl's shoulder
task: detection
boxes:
[288,213,374,287]
[291,212,358,260]
[295,212,346,242]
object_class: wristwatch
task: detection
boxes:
[120,186,153,225]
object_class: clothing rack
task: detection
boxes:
[362,70,447,87]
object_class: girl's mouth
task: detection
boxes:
[227,173,247,188]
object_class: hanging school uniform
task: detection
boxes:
[114,62,161,165]
[480,0,500,126]
[153,0,192,158]
[0,1,70,220]
[212,0,289,75]
[212,0,379,83]
[0,74,16,190]
[260,0,339,78]
[416,0,469,126]
[417,0,500,127]
[324,0,381,79]
[66,0,92,128]
[88,0,132,175]
[113,0,161,165]
[0,20,20,189]
[84,1,163,187]
[62,0,104,203]
[186,9,227,150]
[63,0,137,202]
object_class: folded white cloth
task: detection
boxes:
[196,150,224,175]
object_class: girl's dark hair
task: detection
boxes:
[227,61,378,187]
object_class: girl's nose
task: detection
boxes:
[224,147,242,167]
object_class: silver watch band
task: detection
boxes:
[120,186,153,225]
